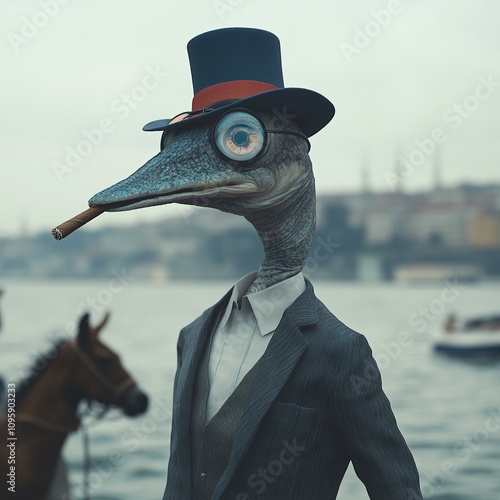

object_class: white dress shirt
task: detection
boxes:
[206,272,306,421]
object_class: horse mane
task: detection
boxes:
[15,337,69,406]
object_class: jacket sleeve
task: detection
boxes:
[333,333,423,500]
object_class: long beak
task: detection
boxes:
[89,128,256,211]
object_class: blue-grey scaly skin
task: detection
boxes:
[89,112,315,292]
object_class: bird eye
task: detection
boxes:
[214,112,265,163]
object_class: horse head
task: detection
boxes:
[0,312,149,500]
[74,312,148,417]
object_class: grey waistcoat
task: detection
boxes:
[190,331,259,500]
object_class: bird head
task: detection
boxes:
[89,28,333,219]
[84,28,334,290]
[89,109,313,219]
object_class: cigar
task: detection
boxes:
[52,205,110,240]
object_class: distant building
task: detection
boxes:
[365,207,399,245]
[403,201,478,247]
[468,212,500,248]
[362,194,408,246]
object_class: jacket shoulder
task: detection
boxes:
[305,294,370,353]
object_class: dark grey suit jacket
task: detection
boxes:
[163,280,422,499]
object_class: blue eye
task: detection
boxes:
[214,112,265,162]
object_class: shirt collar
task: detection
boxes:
[219,272,306,336]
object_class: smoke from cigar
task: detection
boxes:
[52,205,110,240]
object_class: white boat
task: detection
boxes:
[434,315,500,355]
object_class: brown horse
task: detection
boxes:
[0,313,148,500]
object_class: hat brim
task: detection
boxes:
[142,87,334,138]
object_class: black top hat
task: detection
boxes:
[143,27,335,138]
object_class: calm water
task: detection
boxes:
[1,278,499,500]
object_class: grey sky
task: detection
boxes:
[1,0,499,236]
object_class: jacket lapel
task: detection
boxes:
[173,288,232,496]
[213,280,319,499]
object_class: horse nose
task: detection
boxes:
[120,384,149,416]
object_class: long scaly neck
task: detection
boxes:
[245,178,315,293]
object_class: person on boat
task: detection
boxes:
[444,313,457,333]
[86,28,422,499]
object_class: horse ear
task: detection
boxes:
[91,312,110,338]
[77,312,91,348]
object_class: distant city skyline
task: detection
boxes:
[2,0,499,236]
[2,183,499,282]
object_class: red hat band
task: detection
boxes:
[192,80,279,111]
